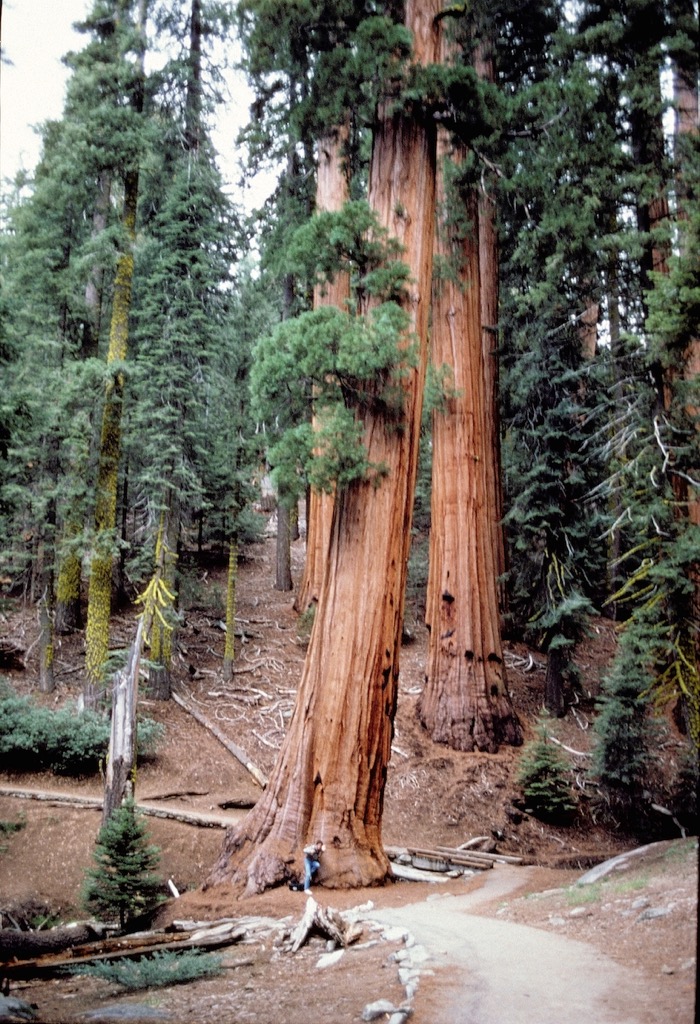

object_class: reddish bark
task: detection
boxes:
[207,0,440,895]
[418,116,521,753]
[295,126,350,614]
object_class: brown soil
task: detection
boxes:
[0,531,697,1023]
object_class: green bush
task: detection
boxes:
[82,799,166,931]
[72,950,223,990]
[517,714,576,823]
[0,691,163,775]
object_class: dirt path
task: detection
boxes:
[370,865,680,1024]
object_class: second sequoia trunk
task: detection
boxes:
[418,121,521,753]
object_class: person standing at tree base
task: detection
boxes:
[303,840,324,891]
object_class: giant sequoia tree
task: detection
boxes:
[209,0,441,894]
[418,20,521,753]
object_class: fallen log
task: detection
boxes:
[389,863,451,884]
[0,921,249,982]
[0,786,242,830]
[0,924,102,961]
[171,689,267,789]
[0,639,25,671]
[437,846,523,865]
[406,846,494,871]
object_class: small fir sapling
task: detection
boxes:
[516,714,576,823]
[82,798,166,931]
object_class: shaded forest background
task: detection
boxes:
[0,0,698,884]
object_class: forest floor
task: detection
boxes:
[0,526,697,1023]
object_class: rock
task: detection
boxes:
[362,999,398,1021]
[381,926,411,943]
[637,907,671,922]
[576,842,660,886]
[0,996,36,1022]
[405,945,431,966]
[388,1012,413,1024]
[398,967,421,986]
[569,906,592,918]
[316,949,345,969]
[661,965,675,975]
[631,897,650,910]
[548,916,567,927]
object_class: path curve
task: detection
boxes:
[370,865,655,1024]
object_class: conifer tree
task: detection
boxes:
[497,5,612,715]
[82,798,164,931]
[85,0,150,697]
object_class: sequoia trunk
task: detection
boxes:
[208,0,440,894]
[418,122,521,753]
[295,126,351,614]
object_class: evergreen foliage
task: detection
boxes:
[250,201,413,498]
[517,714,576,823]
[0,687,162,775]
[82,798,165,931]
[72,949,223,990]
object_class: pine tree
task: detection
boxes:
[82,798,165,931]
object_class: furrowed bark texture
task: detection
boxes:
[208,0,440,895]
[418,120,521,754]
[295,126,350,614]
[474,35,506,605]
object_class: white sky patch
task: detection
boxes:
[0,0,278,209]
[1,0,89,181]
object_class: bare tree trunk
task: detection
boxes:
[103,618,143,825]
[275,501,293,592]
[418,117,521,753]
[295,126,350,614]
[222,536,238,682]
[207,0,441,895]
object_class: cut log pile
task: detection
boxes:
[386,843,523,876]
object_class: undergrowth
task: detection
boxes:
[70,950,223,990]
[0,686,163,775]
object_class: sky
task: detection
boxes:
[0,0,277,206]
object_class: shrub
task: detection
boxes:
[0,691,163,775]
[82,799,166,931]
[72,950,223,990]
[517,714,576,823]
